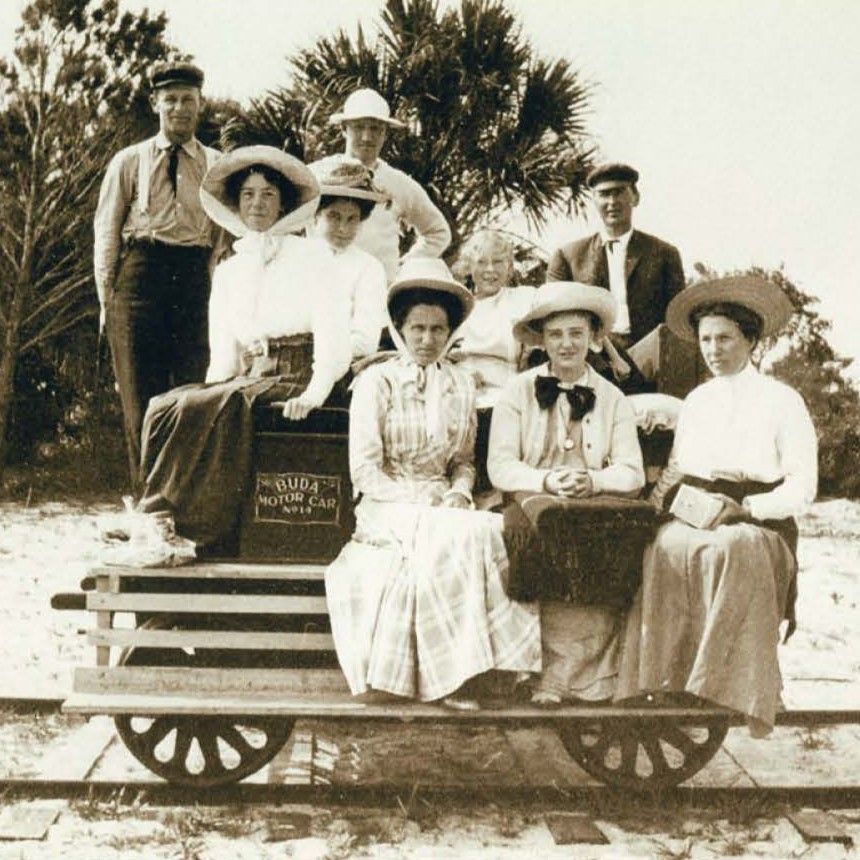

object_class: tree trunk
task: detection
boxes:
[0,298,23,478]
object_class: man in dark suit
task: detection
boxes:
[546,162,684,347]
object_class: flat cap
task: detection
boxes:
[151,61,204,90]
[586,162,639,188]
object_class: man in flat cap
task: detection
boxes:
[310,87,451,282]
[94,61,219,482]
[547,163,684,347]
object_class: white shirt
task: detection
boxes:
[309,155,451,282]
[601,228,633,335]
[307,239,387,358]
[670,363,818,521]
[455,286,536,404]
[206,234,351,407]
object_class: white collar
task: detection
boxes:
[340,152,388,173]
[600,227,633,250]
[537,362,592,388]
[155,132,199,158]
[711,360,759,390]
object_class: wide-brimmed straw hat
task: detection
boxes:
[329,88,406,129]
[513,281,617,346]
[387,257,474,321]
[200,145,320,236]
[666,275,794,342]
[311,158,388,203]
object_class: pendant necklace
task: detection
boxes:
[562,415,577,451]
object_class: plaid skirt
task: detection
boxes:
[325,499,541,701]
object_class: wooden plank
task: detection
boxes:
[544,813,608,845]
[86,592,329,614]
[63,693,362,717]
[504,727,598,787]
[87,628,335,651]
[722,725,860,787]
[32,716,115,781]
[788,810,853,845]
[95,574,111,667]
[0,806,61,841]
[684,746,756,788]
[73,666,351,696]
[90,562,326,580]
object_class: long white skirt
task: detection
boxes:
[325,500,541,701]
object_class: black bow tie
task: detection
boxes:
[534,376,596,419]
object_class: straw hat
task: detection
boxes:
[200,145,320,237]
[311,159,388,202]
[387,258,474,321]
[329,88,406,129]
[513,281,617,346]
[666,275,794,342]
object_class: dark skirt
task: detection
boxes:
[138,336,313,548]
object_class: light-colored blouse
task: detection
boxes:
[206,234,351,406]
[667,363,817,520]
[488,363,645,495]
[454,286,536,402]
[307,238,387,359]
[349,357,476,505]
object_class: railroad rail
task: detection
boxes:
[1,776,858,809]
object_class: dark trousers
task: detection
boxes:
[105,241,211,483]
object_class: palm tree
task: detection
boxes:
[223,0,596,255]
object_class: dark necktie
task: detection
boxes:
[167,144,180,195]
[534,376,596,420]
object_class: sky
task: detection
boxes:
[2,0,858,376]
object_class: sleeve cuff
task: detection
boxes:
[588,469,604,494]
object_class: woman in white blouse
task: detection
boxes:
[325,257,540,709]
[451,230,535,409]
[134,146,352,558]
[616,275,818,735]
[307,160,388,359]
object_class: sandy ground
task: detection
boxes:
[0,497,858,858]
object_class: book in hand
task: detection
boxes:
[669,484,724,529]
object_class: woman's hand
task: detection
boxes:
[708,494,750,528]
[544,469,570,496]
[441,491,471,509]
[544,469,593,498]
[281,396,316,422]
[565,470,594,498]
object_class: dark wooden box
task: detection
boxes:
[239,408,354,562]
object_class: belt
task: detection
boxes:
[242,333,313,361]
[124,236,211,252]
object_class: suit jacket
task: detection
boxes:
[546,230,685,343]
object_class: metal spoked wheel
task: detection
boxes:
[114,616,294,788]
[557,715,729,790]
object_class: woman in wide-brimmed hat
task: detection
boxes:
[307,159,389,358]
[616,275,818,735]
[487,281,646,706]
[125,146,352,563]
[325,257,541,709]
